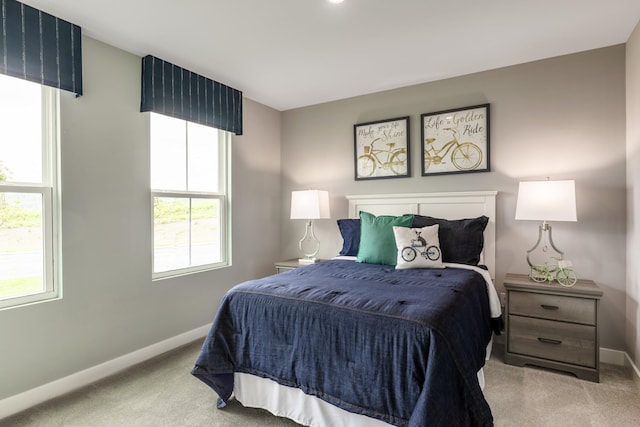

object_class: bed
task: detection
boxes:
[192,191,501,427]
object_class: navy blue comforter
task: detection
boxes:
[192,259,494,426]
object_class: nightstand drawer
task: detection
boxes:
[509,291,596,325]
[508,315,596,368]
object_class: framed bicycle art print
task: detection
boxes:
[354,116,410,180]
[421,104,490,176]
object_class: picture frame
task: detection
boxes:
[420,104,490,176]
[353,116,410,180]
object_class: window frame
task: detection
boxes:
[0,84,61,310]
[150,116,231,280]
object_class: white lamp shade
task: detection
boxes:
[515,180,577,222]
[290,190,331,220]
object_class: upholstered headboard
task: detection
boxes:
[346,191,497,279]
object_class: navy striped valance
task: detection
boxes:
[140,55,243,135]
[0,0,83,96]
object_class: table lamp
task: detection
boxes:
[515,179,577,268]
[290,190,330,264]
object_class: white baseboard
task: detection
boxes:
[600,347,627,365]
[0,323,211,421]
[600,347,640,380]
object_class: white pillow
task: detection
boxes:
[393,225,445,269]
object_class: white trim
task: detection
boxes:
[0,85,59,310]
[600,347,640,380]
[600,347,627,365]
[0,324,211,420]
[150,119,231,279]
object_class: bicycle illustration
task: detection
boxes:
[529,260,577,287]
[423,127,483,172]
[400,232,441,262]
[357,138,407,177]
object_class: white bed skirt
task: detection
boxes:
[234,372,391,427]
[233,339,492,427]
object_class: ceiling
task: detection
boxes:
[19,0,640,111]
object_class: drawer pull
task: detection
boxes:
[538,337,562,345]
[540,304,559,310]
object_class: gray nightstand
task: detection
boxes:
[274,259,325,274]
[504,273,602,382]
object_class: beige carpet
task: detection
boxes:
[2,340,640,426]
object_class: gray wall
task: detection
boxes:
[0,37,282,400]
[627,21,640,368]
[281,46,628,352]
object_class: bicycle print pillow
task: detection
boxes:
[392,225,445,269]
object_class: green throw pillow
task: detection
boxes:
[357,211,414,266]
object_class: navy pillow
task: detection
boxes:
[337,219,361,256]
[411,215,489,265]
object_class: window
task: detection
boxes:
[0,74,60,309]
[150,113,231,278]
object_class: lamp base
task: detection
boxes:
[298,220,321,262]
[526,222,564,269]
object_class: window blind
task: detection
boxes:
[140,55,243,135]
[0,0,83,96]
